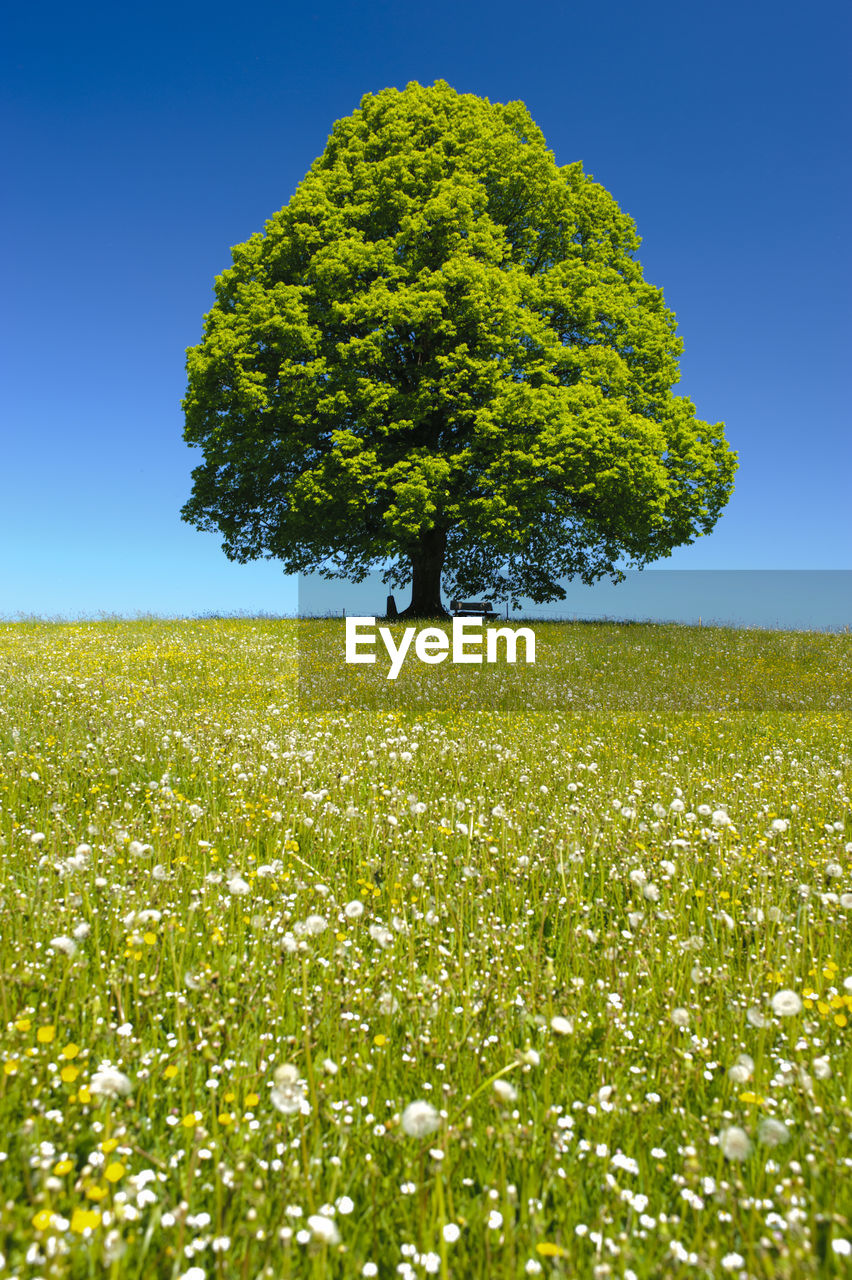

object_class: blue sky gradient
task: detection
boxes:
[3,0,850,617]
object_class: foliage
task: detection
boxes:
[182,81,737,610]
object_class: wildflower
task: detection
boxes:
[50,936,77,957]
[728,1054,753,1084]
[305,914,327,935]
[227,874,250,896]
[90,1067,133,1097]
[550,1016,573,1035]
[758,1118,790,1147]
[344,900,364,919]
[443,1223,461,1242]
[368,924,393,948]
[493,1079,517,1103]
[833,1239,852,1257]
[812,1056,832,1080]
[771,989,802,1017]
[271,1063,307,1115]
[488,1209,504,1230]
[307,1213,339,1244]
[712,810,732,827]
[400,1100,440,1138]
[719,1126,751,1161]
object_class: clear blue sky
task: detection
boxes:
[3,0,850,617]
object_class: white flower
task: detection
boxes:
[758,1118,790,1147]
[368,924,393,948]
[519,1048,540,1066]
[812,1055,832,1080]
[50,935,77,957]
[400,1100,440,1138]
[90,1067,133,1098]
[493,1079,517,1103]
[307,1214,339,1244]
[771,989,802,1017]
[728,1054,753,1084]
[487,1209,503,1230]
[550,1016,573,1035]
[671,1008,689,1028]
[336,1196,354,1215]
[832,1239,852,1257]
[442,1223,461,1242]
[305,914,327,935]
[722,1255,744,1271]
[179,1268,207,1280]
[271,1064,307,1116]
[719,1126,751,1161]
[712,810,732,827]
[227,875,250,896]
[770,818,789,833]
[670,798,685,813]
[343,900,364,919]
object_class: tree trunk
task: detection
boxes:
[400,527,448,618]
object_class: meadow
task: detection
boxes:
[0,617,850,1279]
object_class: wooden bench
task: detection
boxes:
[450,598,499,620]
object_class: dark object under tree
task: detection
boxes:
[181,81,737,618]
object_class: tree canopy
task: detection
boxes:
[182,80,737,615]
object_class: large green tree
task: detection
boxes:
[182,80,736,616]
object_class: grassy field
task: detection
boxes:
[0,618,850,1279]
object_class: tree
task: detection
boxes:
[182,80,737,617]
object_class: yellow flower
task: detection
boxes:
[32,1209,53,1231]
[15,1018,32,1032]
[77,1086,92,1104]
[101,1138,119,1154]
[217,1112,234,1126]
[104,1162,125,1183]
[834,1013,848,1028]
[61,1065,80,1084]
[70,1207,101,1233]
[143,932,157,946]
[37,1025,56,1044]
[54,1159,74,1176]
[61,1043,80,1059]
[181,1113,198,1128]
[373,1034,387,1047]
[164,1064,179,1080]
[3,1059,19,1075]
[86,1185,108,1201]
[244,1092,259,1108]
[536,1242,567,1257]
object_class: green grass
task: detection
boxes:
[0,618,850,1278]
